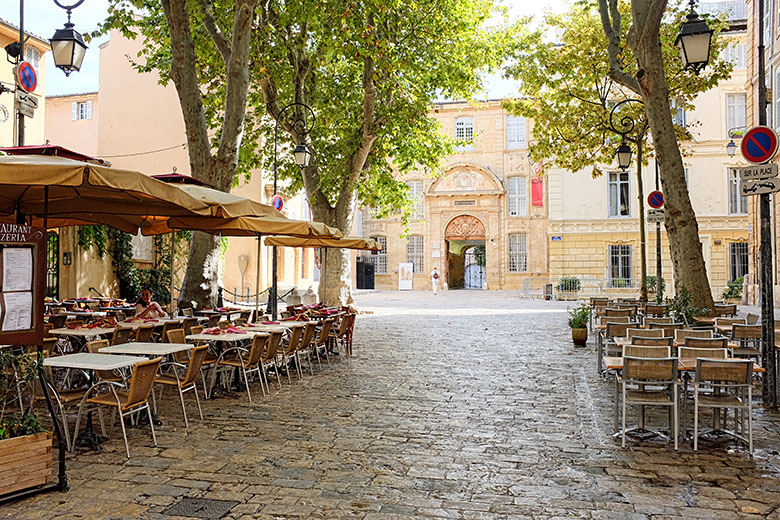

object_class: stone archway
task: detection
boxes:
[445,215,486,289]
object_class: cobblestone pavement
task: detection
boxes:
[6,291,780,519]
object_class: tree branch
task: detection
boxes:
[597,0,641,94]
[199,0,232,63]
[214,0,258,191]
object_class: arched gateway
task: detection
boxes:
[445,215,486,289]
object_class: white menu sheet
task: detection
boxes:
[2,248,33,292]
[2,291,32,331]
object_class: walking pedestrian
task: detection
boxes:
[431,267,440,295]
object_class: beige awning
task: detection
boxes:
[0,155,211,226]
[264,236,381,250]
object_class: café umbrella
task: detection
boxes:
[264,236,382,304]
[0,155,211,227]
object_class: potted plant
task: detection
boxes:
[722,276,744,304]
[0,350,52,497]
[557,276,581,300]
[646,275,666,302]
[568,303,591,346]
[664,289,708,325]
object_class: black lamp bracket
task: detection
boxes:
[53,0,86,23]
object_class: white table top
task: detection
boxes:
[246,324,293,333]
[67,311,108,318]
[99,342,193,356]
[50,327,116,337]
[186,333,253,342]
[43,352,148,370]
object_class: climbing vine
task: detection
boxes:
[76,226,109,257]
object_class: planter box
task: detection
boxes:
[0,432,52,496]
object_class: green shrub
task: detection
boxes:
[558,276,581,292]
[722,276,744,300]
[664,289,708,324]
[646,275,665,293]
[611,277,630,288]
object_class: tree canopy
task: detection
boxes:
[504,1,733,177]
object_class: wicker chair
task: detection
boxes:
[631,336,673,347]
[693,359,753,452]
[110,326,134,346]
[730,324,762,363]
[674,329,713,344]
[180,307,194,317]
[312,318,336,368]
[713,304,738,318]
[280,325,305,382]
[134,325,155,343]
[648,322,684,337]
[181,317,198,336]
[50,314,67,329]
[622,345,671,358]
[296,322,319,376]
[645,317,675,325]
[207,315,221,328]
[685,337,728,349]
[211,334,269,402]
[329,313,356,356]
[626,328,663,339]
[621,356,679,450]
[74,357,162,458]
[154,345,208,429]
[260,331,284,392]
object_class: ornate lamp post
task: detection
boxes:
[269,102,315,320]
[609,99,651,302]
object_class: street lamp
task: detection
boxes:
[675,0,713,75]
[5,0,86,147]
[269,102,315,320]
[726,139,737,157]
[51,1,88,76]
[615,142,633,170]
[725,127,744,158]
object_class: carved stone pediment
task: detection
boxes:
[430,165,503,195]
[445,215,486,240]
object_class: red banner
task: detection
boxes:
[531,178,544,207]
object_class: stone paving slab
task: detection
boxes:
[4,291,780,519]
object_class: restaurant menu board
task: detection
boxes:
[0,224,45,345]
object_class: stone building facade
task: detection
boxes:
[361,100,550,292]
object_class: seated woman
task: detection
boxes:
[134,288,169,319]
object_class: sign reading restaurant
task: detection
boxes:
[0,223,32,242]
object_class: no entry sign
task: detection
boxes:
[647,190,664,209]
[741,126,779,164]
[15,62,36,94]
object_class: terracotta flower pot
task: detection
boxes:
[571,328,588,346]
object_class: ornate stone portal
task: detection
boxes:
[445,215,486,241]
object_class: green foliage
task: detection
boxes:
[96,0,516,227]
[568,303,591,329]
[504,3,734,177]
[664,289,708,324]
[558,277,581,292]
[611,278,630,288]
[77,225,109,257]
[107,228,141,301]
[722,276,744,300]
[646,276,666,293]
[0,413,45,440]
[0,351,44,440]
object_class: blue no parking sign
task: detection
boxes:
[741,126,779,164]
[15,61,36,94]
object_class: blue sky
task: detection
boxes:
[0,0,567,97]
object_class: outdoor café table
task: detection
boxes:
[99,342,193,357]
[67,311,108,319]
[43,352,149,450]
[50,327,116,338]
[185,332,253,344]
